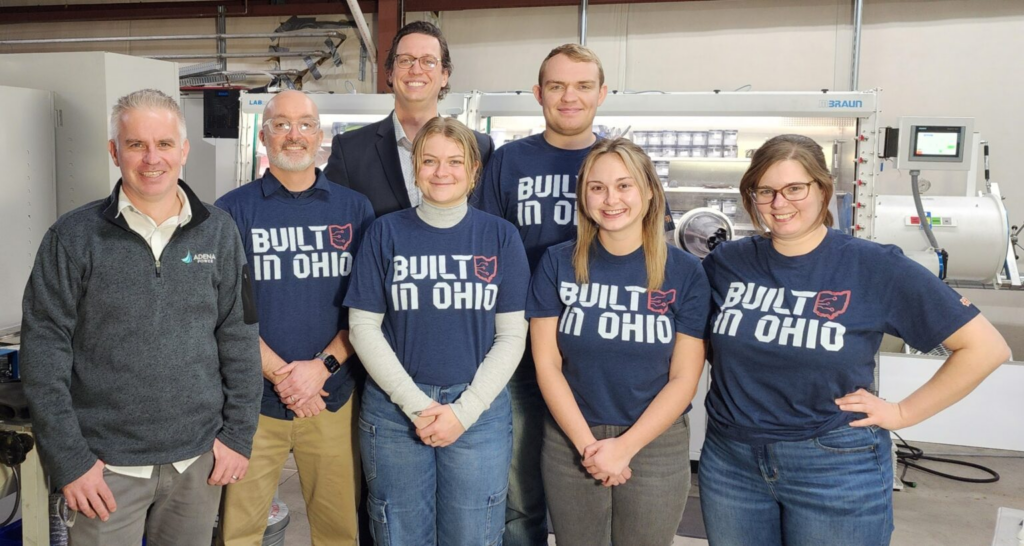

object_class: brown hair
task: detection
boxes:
[412,117,481,195]
[573,138,667,292]
[537,43,605,88]
[385,21,453,100]
[739,134,834,236]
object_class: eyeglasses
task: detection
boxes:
[750,182,818,204]
[262,118,321,136]
[395,54,440,71]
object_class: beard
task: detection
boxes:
[268,140,316,172]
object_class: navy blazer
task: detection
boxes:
[324,112,495,218]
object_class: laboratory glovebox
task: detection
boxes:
[470,90,877,261]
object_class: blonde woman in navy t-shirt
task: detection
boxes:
[699,134,1009,545]
[345,118,530,546]
[526,138,710,546]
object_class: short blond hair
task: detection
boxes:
[538,43,605,87]
[412,117,482,195]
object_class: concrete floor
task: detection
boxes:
[277,441,1024,546]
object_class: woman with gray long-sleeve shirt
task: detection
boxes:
[344,117,530,546]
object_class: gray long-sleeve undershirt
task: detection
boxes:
[348,198,527,429]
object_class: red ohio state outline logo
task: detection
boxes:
[647,289,677,315]
[328,224,353,251]
[473,256,498,283]
[813,290,851,320]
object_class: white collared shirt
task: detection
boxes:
[115,186,193,261]
[392,111,421,208]
[108,185,199,479]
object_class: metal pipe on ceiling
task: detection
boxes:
[1,0,703,25]
[149,51,330,60]
[0,31,345,47]
[851,0,863,91]
[217,6,228,71]
[579,0,589,46]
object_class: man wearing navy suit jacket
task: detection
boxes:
[324,21,493,218]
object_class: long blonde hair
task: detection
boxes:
[573,138,667,292]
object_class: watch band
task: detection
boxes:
[315,351,342,374]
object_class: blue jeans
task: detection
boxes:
[359,379,512,546]
[503,369,550,546]
[699,419,894,546]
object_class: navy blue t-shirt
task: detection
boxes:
[474,133,675,271]
[526,240,710,426]
[344,207,530,386]
[216,169,375,419]
[702,229,980,444]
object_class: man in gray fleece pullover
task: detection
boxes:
[20,89,262,545]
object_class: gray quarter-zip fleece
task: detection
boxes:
[20,180,262,490]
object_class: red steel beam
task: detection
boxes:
[376,0,400,94]
[406,0,699,9]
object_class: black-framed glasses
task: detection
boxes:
[262,118,321,136]
[395,54,440,71]
[750,182,818,204]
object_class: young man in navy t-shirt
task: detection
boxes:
[216,91,374,545]
[474,44,673,546]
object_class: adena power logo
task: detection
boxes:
[182,249,216,264]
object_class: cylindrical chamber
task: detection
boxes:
[872,194,1009,283]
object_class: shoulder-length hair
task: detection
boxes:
[411,117,482,194]
[573,138,667,292]
[739,134,835,236]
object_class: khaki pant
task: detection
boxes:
[69,450,221,546]
[218,396,360,546]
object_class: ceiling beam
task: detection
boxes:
[0,0,708,25]
[0,0,375,24]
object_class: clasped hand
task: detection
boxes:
[581,438,634,488]
[273,359,330,418]
[414,402,466,448]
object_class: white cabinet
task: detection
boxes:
[0,85,56,335]
[0,52,178,215]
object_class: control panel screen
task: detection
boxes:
[911,126,963,159]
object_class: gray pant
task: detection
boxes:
[69,450,221,546]
[541,414,690,546]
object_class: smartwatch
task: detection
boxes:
[315,352,342,374]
